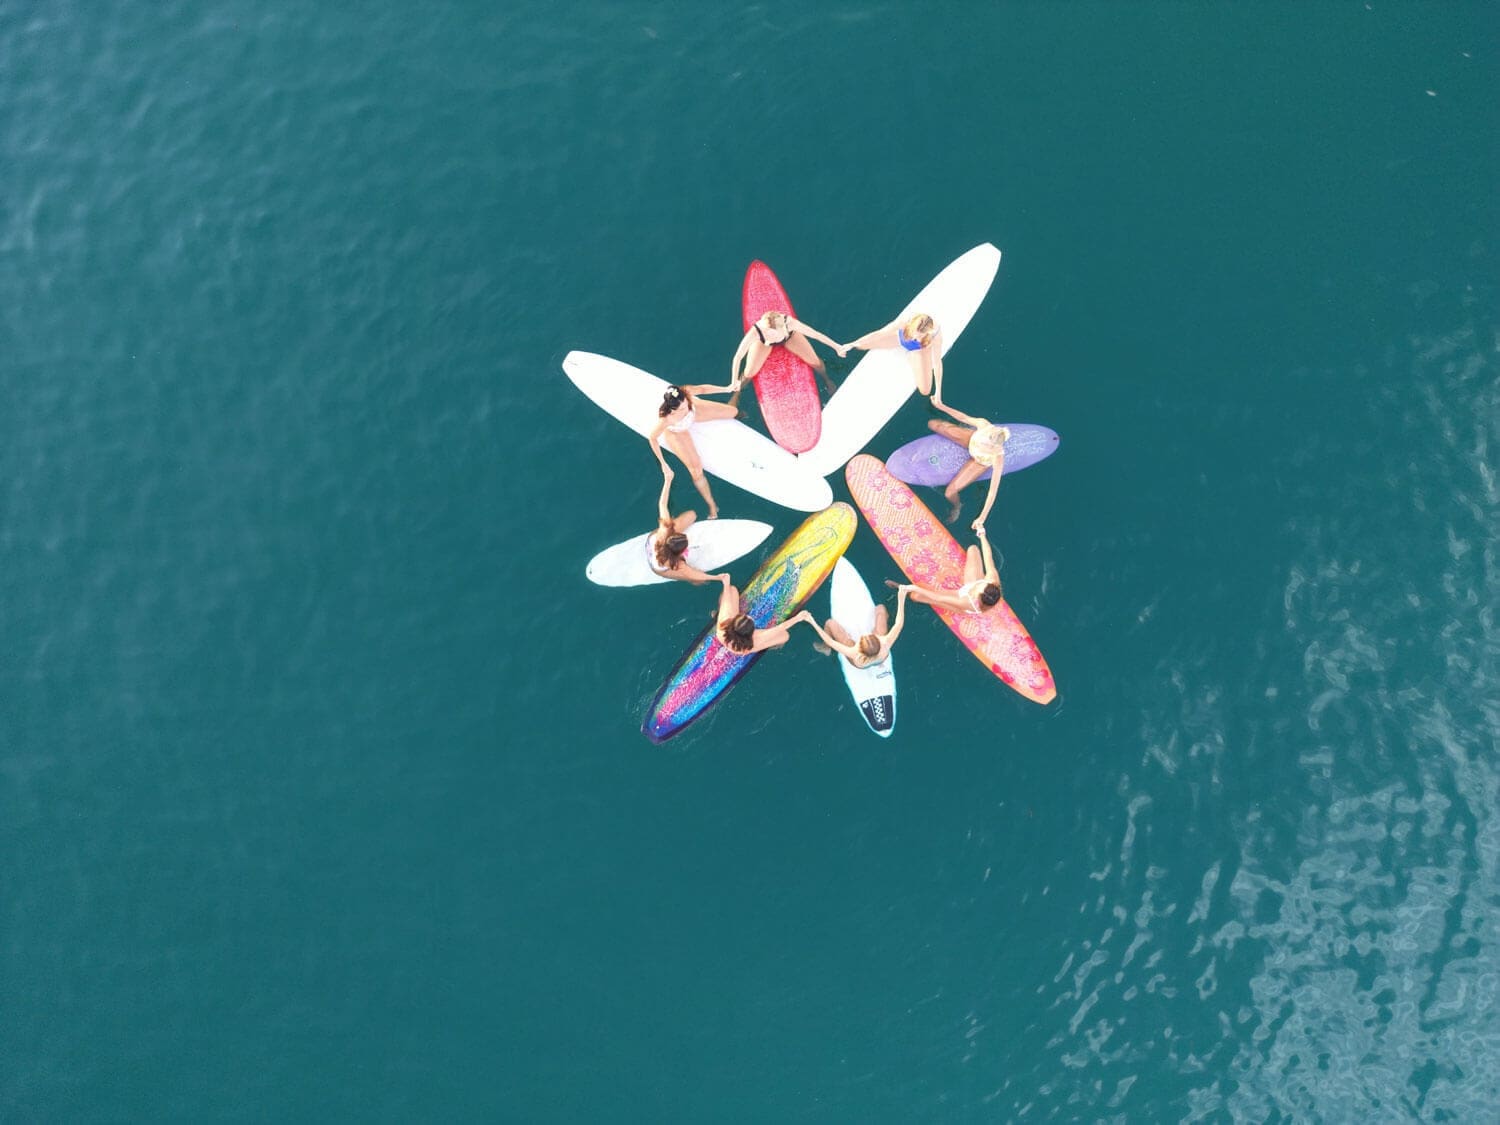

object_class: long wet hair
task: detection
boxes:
[654,530,690,570]
[857,634,881,658]
[659,385,690,418]
[721,613,756,653]
[979,581,1002,607]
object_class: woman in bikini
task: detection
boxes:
[841,312,946,401]
[803,585,910,669]
[891,524,1003,615]
[927,402,1011,527]
[648,383,737,519]
[715,581,816,655]
[729,310,844,407]
[644,468,728,585]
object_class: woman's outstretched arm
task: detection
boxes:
[657,467,675,523]
[976,526,999,582]
[970,456,1005,531]
[883,586,911,647]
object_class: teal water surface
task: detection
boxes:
[3,4,1497,1120]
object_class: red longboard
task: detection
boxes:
[742,261,822,454]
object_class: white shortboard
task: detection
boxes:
[586,520,772,587]
[798,244,1003,478]
[563,351,835,512]
[828,558,896,737]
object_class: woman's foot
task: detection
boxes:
[946,498,963,524]
[812,641,831,655]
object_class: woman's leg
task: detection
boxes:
[927,419,974,445]
[730,342,771,407]
[907,350,932,396]
[663,431,719,518]
[692,398,739,422]
[825,619,855,646]
[943,459,989,523]
[784,332,828,375]
[872,606,889,633]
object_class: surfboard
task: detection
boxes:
[586,520,773,587]
[743,261,821,454]
[828,558,897,737]
[887,424,1061,486]
[844,455,1055,704]
[562,351,834,512]
[798,244,1003,479]
[643,503,857,743]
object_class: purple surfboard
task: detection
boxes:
[886,424,1060,486]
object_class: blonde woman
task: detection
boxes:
[804,586,910,668]
[648,383,736,519]
[729,310,843,406]
[842,312,946,401]
[927,403,1010,528]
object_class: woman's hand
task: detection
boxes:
[974,524,986,537]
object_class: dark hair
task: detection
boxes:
[655,531,690,569]
[857,634,881,658]
[722,613,756,652]
[658,385,689,418]
[980,582,1002,608]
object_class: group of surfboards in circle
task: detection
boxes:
[641,302,1018,671]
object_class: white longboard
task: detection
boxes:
[829,558,896,737]
[563,351,835,512]
[586,520,772,587]
[799,244,1002,478]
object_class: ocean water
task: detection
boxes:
[3,3,1496,1120]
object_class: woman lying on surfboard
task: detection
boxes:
[891,525,1003,614]
[805,586,910,669]
[645,468,729,585]
[926,406,1010,528]
[841,312,946,401]
[648,383,737,520]
[716,580,816,655]
[729,310,844,407]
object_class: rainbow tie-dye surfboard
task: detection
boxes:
[643,503,857,742]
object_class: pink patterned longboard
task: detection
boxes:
[844,454,1056,704]
[742,261,821,454]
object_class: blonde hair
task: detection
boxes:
[972,424,1009,458]
[905,313,935,344]
[857,634,881,658]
